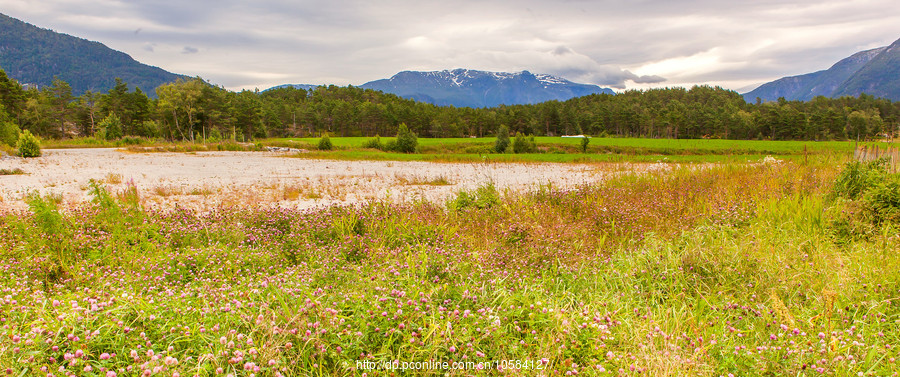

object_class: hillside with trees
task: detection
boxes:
[0,67,897,144]
[0,13,183,96]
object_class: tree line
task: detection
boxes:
[2,68,899,145]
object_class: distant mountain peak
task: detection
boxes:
[744,38,900,102]
[362,68,614,107]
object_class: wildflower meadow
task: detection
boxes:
[1,156,898,376]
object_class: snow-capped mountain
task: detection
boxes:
[360,69,615,108]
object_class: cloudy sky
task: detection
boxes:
[2,0,900,92]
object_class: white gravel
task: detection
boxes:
[0,148,668,211]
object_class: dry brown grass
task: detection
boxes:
[0,168,25,175]
[105,173,123,184]
[395,173,453,186]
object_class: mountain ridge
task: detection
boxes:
[744,38,900,102]
[359,68,615,107]
[0,12,185,95]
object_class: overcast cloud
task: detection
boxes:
[2,0,899,92]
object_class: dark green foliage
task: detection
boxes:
[16,129,40,157]
[99,113,123,140]
[512,132,537,153]
[134,120,160,138]
[494,124,510,153]
[580,136,590,153]
[395,123,417,153]
[317,133,333,150]
[0,68,25,116]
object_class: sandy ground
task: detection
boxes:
[0,148,669,211]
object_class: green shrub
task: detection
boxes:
[395,123,417,153]
[580,136,590,153]
[863,176,900,224]
[827,159,900,240]
[362,135,383,150]
[512,132,536,154]
[830,160,887,200]
[99,113,123,140]
[494,125,510,153]
[317,133,333,151]
[447,183,500,211]
[16,130,41,157]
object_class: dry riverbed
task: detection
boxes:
[0,148,670,211]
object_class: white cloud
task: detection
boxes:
[1,0,899,92]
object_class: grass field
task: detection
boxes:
[2,154,899,376]
[289,150,805,164]
[37,136,898,165]
[275,136,865,154]
[270,136,892,164]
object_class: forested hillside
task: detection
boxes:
[1,69,897,143]
[0,13,183,95]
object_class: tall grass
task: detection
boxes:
[0,159,897,376]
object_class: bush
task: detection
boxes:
[494,125,510,153]
[17,130,41,157]
[512,132,537,154]
[863,176,900,224]
[395,123,417,153]
[362,135,383,150]
[447,183,500,211]
[580,136,590,153]
[317,133,333,151]
[830,160,887,200]
[826,159,900,240]
[99,113,123,140]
